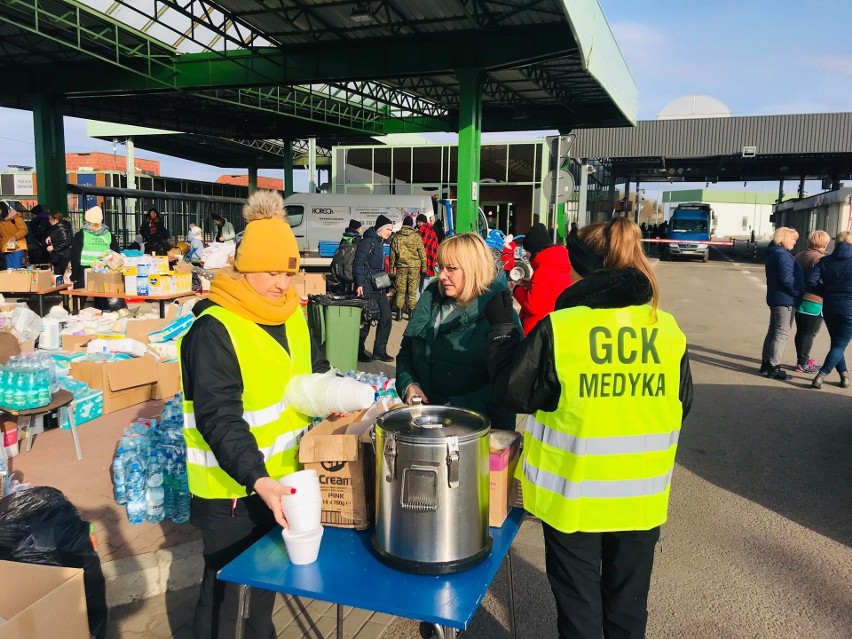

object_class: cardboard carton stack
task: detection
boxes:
[87,254,193,296]
[0,268,54,293]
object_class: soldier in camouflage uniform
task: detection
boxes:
[389,216,426,320]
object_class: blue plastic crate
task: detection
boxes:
[318,241,339,258]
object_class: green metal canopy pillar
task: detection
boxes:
[283,138,294,197]
[32,96,67,213]
[455,69,484,234]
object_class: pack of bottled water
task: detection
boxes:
[112,394,190,525]
[345,370,400,404]
[0,351,60,411]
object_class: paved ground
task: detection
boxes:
[383,249,852,639]
[11,250,852,638]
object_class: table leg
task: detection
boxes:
[235,585,251,639]
[159,300,165,318]
[65,405,83,461]
[38,294,44,317]
[337,604,343,639]
[23,417,33,453]
[435,626,458,639]
[506,549,517,639]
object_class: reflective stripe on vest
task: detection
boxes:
[179,303,312,499]
[521,304,687,533]
[80,230,112,267]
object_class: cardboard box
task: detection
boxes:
[87,270,124,294]
[0,561,89,639]
[29,269,54,291]
[150,360,181,400]
[59,388,104,429]
[289,271,327,298]
[299,410,375,530]
[61,334,95,352]
[489,432,522,528]
[125,318,168,343]
[0,270,34,292]
[70,355,158,414]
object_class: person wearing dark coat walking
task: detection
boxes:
[808,231,852,389]
[45,212,74,281]
[354,215,394,362]
[513,222,573,335]
[759,227,804,381]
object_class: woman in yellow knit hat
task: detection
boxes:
[180,190,330,638]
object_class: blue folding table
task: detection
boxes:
[218,507,526,639]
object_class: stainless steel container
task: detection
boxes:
[372,405,491,574]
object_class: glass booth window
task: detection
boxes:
[508,144,536,182]
[413,147,442,184]
[481,145,507,182]
[374,147,392,184]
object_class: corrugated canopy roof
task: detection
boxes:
[0,0,637,165]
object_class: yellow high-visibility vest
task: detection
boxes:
[180,304,312,499]
[80,229,112,267]
[521,305,687,533]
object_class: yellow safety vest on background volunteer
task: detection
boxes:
[521,304,687,533]
[181,304,312,499]
[80,229,113,267]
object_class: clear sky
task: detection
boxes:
[0,0,850,187]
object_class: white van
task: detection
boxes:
[283,194,431,266]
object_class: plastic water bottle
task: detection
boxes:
[113,448,127,505]
[146,458,165,524]
[36,368,50,407]
[172,461,190,524]
[162,451,175,520]
[13,365,26,410]
[125,457,147,525]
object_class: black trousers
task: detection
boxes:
[793,311,823,365]
[359,291,392,356]
[191,494,277,639]
[542,523,660,639]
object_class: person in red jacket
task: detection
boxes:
[513,222,573,335]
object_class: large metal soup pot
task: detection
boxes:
[372,405,492,574]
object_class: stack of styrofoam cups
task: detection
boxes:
[279,469,324,565]
[285,373,375,417]
[325,377,376,413]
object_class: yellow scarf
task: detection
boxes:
[208,274,299,325]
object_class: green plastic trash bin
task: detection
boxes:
[307,295,366,372]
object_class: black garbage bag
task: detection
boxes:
[0,487,108,639]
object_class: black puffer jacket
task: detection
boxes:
[487,268,693,417]
[807,241,852,316]
[353,227,386,293]
[47,219,73,258]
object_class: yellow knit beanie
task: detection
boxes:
[233,190,300,273]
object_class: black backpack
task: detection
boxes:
[331,239,359,283]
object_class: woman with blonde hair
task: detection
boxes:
[759,226,804,380]
[395,232,522,430]
[486,217,692,639]
[792,230,830,372]
[180,190,329,637]
[808,230,852,389]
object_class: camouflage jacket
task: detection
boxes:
[389,226,426,271]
